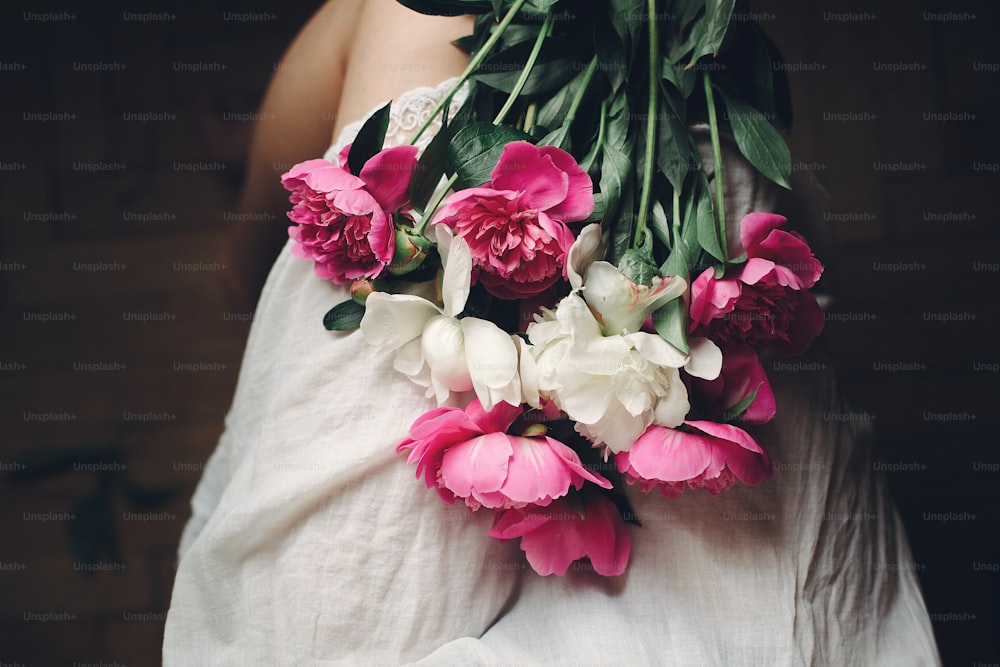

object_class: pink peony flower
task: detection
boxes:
[397,399,611,511]
[432,141,594,299]
[691,344,776,424]
[488,494,631,576]
[689,212,824,355]
[616,420,773,499]
[281,144,418,284]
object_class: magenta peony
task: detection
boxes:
[397,399,611,511]
[689,212,824,355]
[432,141,594,299]
[281,144,417,284]
[691,344,776,424]
[616,420,773,498]
[488,494,631,576]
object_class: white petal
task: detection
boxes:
[577,401,648,453]
[360,292,439,349]
[423,316,473,394]
[557,367,613,423]
[626,331,689,369]
[652,368,690,428]
[440,234,472,317]
[566,223,605,291]
[516,337,541,408]
[462,317,521,412]
[583,262,686,335]
[685,336,723,380]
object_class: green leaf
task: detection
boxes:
[688,0,737,64]
[649,197,671,250]
[716,87,791,189]
[652,297,689,353]
[618,248,657,286]
[472,38,578,95]
[721,383,763,422]
[695,177,725,261]
[535,66,589,130]
[656,83,691,191]
[661,56,697,99]
[346,102,392,176]
[394,0,493,16]
[323,300,366,331]
[448,122,534,189]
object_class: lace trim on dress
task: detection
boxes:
[324,77,469,160]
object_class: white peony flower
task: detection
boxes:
[526,234,723,453]
[360,228,522,411]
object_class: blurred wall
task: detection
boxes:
[0,0,997,664]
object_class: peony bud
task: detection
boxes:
[387,227,432,276]
[350,279,376,304]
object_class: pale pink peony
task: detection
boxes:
[691,344,776,424]
[397,399,611,511]
[616,420,773,499]
[281,144,417,284]
[432,141,594,299]
[689,212,824,355]
[488,494,631,576]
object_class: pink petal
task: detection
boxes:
[623,426,714,482]
[578,494,631,576]
[738,212,786,255]
[517,508,587,576]
[689,269,740,327]
[753,229,823,288]
[465,399,523,434]
[738,257,778,286]
[686,420,772,486]
[303,164,366,193]
[536,145,595,222]
[440,432,514,498]
[281,158,336,185]
[496,437,573,506]
[330,188,378,217]
[490,141,568,213]
[359,145,418,212]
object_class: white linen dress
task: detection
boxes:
[163,79,941,666]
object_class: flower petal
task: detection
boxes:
[684,336,723,380]
[359,145,418,211]
[360,293,439,349]
[440,432,513,498]
[490,141,569,212]
[462,317,521,412]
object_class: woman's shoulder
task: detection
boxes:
[333,0,473,141]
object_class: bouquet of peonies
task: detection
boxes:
[281,0,824,576]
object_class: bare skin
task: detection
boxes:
[220,0,472,313]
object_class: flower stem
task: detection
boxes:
[494,11,553,124]
[634,0,660,252]
[671,187,681,251]
[702,71,729,261]
[560,54,599,132]
[409,0,529,145]
[414,173,458,236]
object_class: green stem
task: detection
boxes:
[671,187,681,252]
[523,102,537,133]
[559,54,599,132]
[702,71,729,261]
[494,11,553,124]
[408,0,529,145]
[414,173,459,236]
[634,0,660,252]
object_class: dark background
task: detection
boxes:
[0,0,997,664]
